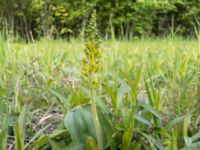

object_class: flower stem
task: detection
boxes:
[90,78,103,149]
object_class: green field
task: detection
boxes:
[0,36,200,149]
[1,0,200,149]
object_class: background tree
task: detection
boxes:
[0,0,200,40]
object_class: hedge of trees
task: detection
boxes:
[0,0,200,40]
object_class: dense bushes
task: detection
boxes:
[0,0,200,39]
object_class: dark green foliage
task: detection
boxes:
[0,0,200,39]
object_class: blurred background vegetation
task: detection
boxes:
[0,0,200,40]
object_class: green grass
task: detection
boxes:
[0,37,200,149]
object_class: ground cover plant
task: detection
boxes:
[0,10,200,150]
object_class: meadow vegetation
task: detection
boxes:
[0,33,200,149]
[0,1,200,150]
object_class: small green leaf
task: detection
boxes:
[135,113,151,126]
[139,103,162,120]
[166,116,184,130]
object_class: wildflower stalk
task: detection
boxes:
[90,76,103,149]
[82,10,103,148]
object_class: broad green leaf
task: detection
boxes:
[64,105,114,149]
